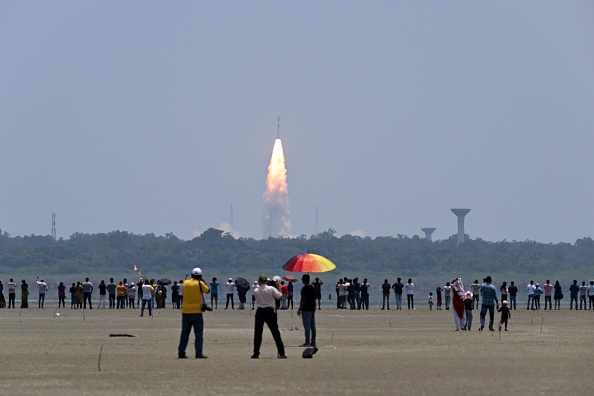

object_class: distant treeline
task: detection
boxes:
[1,228,593,281]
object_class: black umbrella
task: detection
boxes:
[235,277,249,290]
[157,278,172,286]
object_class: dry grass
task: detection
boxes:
[0,304,593,395]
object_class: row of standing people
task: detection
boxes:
[458,279,594,311]
[380,278,416,310]
[444,277,594,333]
[438,279,594,312]
[524,279,594,310]
[5,276,593,313]
[372,278,594,312]
[1,277,170,316]
[0,276,308,312]
[205,277,322,311]
[0,277,57,309]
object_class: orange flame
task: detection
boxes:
[263,138,291,238]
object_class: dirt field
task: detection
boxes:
[0,303,593,395]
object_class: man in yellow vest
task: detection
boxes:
[178,267,210,359]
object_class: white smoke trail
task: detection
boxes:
[263,138,291,238]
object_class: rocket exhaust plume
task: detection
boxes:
[263,135,291,238]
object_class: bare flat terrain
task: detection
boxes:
[0,304,593,395]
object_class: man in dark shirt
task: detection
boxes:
[98,280,107,309]
[346,279,355,310]
[381,279,391,310]
[507,281,518,310]
[298,274,317,347]
[569,280,580,310]
[392,278,404,310]
[359,279,370,310]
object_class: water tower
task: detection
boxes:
[451,209,470,245]
[420,227,436,241]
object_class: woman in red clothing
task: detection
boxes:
[451,277,467,331]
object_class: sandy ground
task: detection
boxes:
[0,302,593,396]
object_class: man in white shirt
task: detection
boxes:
[579,281,588,310]
[128,283,137,309]
[140,281,154,317]
[406,278,415,310]
[251,274,286,359]
[526,280,535,310]
[337,280,347,309]
[588,280,594,310]
[36,277,48,308]
[7,278,17,308]
[343,279,351,309]
[225,278,235,309]
[82,278,93,309]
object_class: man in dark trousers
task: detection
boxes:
[176,267,210,359]
[178,267,209,359]
[479,276,499,331]
[298,274,317,347]
[107,278,117,309]
[381,279,391,310]
[251,274,286,359]
[82,277,93,309]
[360,279,370,310]
[392,278,404,310]
[569,280,580,310]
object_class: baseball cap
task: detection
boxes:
[192,267,202,276]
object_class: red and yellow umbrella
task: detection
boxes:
[282,253,336,273]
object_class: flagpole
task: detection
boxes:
[132,263,143,279]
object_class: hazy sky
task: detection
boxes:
[1,2,594,243]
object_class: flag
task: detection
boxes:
[132,263,138,271]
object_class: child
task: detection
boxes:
[464,291,474,330]
[497,300,511,331]
[428,292,434,310]
[435,286,443,310]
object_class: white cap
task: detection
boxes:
[229,278,233,281]
[192,267,202,276]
